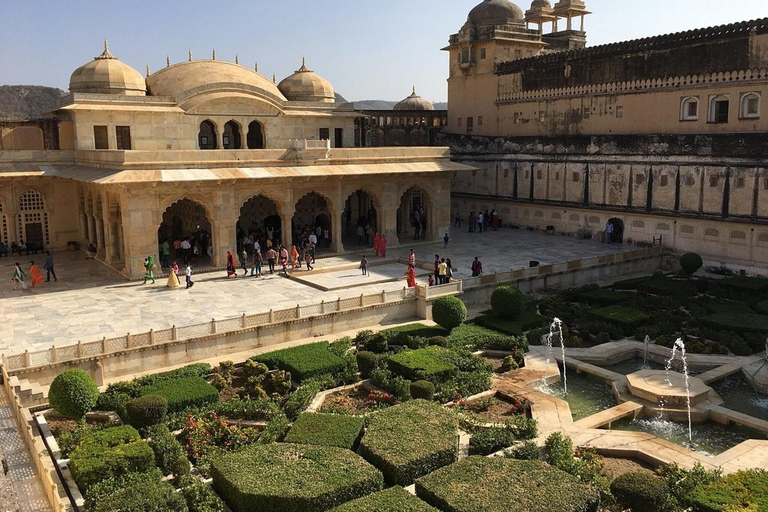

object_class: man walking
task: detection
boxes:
[454,212,461,228]
[266,247,277,274]
[185,263,194,289]
[360,255,369,276]
[160,240,170,268]
[44,251,57,282]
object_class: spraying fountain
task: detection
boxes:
[665,338,693,443]
[643,335,651,369]
[545,318,567,394]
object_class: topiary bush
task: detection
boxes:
[506,440,541,460]
[432,296,467,331]
[48,369,100,420]
[680,253,704,277]
[284,413,365,450]
[330,486,439,512]
[125,394,168,430]
[146,425,186,477]
[139,377,219,414]
[182,480,226,512]
[254,341,346,382]
[356,351,379,379]
[610,471,669,512]
[410,380,436,400]
[491,286,525,319]
[84,470,187,512]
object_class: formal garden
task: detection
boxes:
[37,259,768,511]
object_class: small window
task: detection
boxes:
[480,48,487,60]
[616,106,624,119]
[680,97,699,121]
[572,172,580,182]
[736,176,745,188]
[635,174,645,185]
[710,175,719,187]
[457,117,462,128]
[764,177,768,190]
[504,169,509,178]
[466,117,474,133]
[319,128,330,140]
[93,126,109,149]
[660,175,669,187]
[115,126,131,150]
[478,116,483,126]
[554,172,560,181]
[536,169,543,180]
[709,96,730,124]
[740,92,760,119]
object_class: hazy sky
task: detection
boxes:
[1,0,765,102]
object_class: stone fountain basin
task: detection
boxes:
[626,369,712,408]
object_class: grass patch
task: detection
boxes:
[359,400,458,486]
[139,376,219,414]
[415,457,600,512]
[381,323,449,341]
[700,312,768,333]
[284,413,365,450]
[588,305,650,326]
[254,342,346,382]
[211,443,382,512]
[388,347,457,382]
[474,311,547,336]
[330,486,439,512]
[446,324,528,352]
[577,289,635,305]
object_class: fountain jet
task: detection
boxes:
[665,338,692,443]
[546,318,567,394]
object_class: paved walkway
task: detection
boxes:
[0,229,626,355]
[0,388,49,512]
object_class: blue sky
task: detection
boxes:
[1,0,765,102]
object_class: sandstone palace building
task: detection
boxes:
[443,0,768,268]
[0,46,466,277]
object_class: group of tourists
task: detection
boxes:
[1,239,43,257]
[159,231,212,268]
[143,255,193,289]
[9,252,57,290]
[229,237,317,279]
[410,206,428,240]
[463,209,499,233]
[431,253,454,286]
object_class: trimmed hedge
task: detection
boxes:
[432,296,468,330]
[284,413,365,450]
[410,380,436,400]
[330,486,439,512]
[359,400,459,486]
[588,305,650,326]
[255,342,346,382]
[125,394,168,429]
[48,369,100,419]
[211,443,383,512]
[215,396,279,421]
[381,324,448,341]
[447,324,528,352]
[284,379,323,421]
[388,347,457,382]
[139,377,219,414]
[689,469,768,512]
[576,289,634,306]
[701,312,768,334]
[356,351,378,379]
[85,470,187,512]
[714,276,768,294]
[610,471,668,512]
[680,253,703,277]
[490,286,525,319]
[146,425,187,478]
[415,457,600,512]
[614,276,694,296]
[474,311,547,336]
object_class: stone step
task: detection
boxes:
[573,401,644,429]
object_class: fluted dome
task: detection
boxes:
[69,42,146,96]
[468,0,525,26]
[394,87,435,111]
[278,59,335,103]
[531,0,552,8]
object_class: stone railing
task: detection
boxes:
[2,287,417,372]
[495,68,768,103]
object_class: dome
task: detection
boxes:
[278,59,335,103]
[394,87,435,111]
[69,41,146,96]
[531,0,552,8]
[146,59,286,104]
[468,0,525,26]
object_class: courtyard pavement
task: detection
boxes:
[0,229,627,356]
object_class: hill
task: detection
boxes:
[0,85,66,118]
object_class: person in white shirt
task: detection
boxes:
[185,264,194,289]
[308,233,318,245]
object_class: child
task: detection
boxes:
[428,275,435,286]
[185,263,194,289]
[360,256,369,276]
[443,232,450,248]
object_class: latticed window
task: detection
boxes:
[19,190,45,211]
[1,214,8,245]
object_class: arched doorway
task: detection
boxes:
[17,189,49,250]
[198,120,217,149]
[607,218,624,244]
[397,186,430,245]
[237,195,282,252]
[158,199,213,266]
[247,121,265,149]
[293,192,332,250]
[223,121,241,149]
[342,189,379,249]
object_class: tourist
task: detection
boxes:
[471,256,483,277]
[266,247,277,274]
[468,211,475,233]
[407,249,416,268]
[253,251,263,277]
[29,261,44,288]
[454,212,462,228]
[308,231,318,247]
[309,241,316,263]
[87,243,97,259]
[160,239,170,268]
[226,251,237,278]
[434,254,441,283]
[373,232,381,257]
[185,263,194,289]
[279,246,289,275]
[477,212,484,233]
[173,238,182,260]
[360,255,369,276]
[291,245,300,269]
[484,210,491,231]
[143,256,156,284]
[446,258,454,283]
[240,249,249,276]
[181,238,192,263]
[420,210,427,239]
[443,232,450,248]
[323,228,330,248]
[304,248,313,271]
[606,221,614,244]
[491,209,499,231]
[438,258,448,285]
[44,251,57,282]
[12,262,26,290]
[413,210,421,240]
[380,235,387,257]
[166,261,180,288]
[428,275,435,286]
[405,265,416,288]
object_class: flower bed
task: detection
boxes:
[415,458,601,512]
[254,341,347,382]
[284,413,365,450]
[330,486,439,512]
[359,400,459,486]
[211,443,383,512]
[318,386,394,415]
[454,393,530,424]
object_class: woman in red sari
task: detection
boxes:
[380,235,387,257]
[373,232,381,256]
[406,265,416,288]
[290,245,300,269]
[226,251,237,278]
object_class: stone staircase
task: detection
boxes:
[7,376,45,407]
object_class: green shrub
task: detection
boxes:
[48,369,100,420]
[284,413,365,450]
[381,324,448,342]
[428,336,449,347]
[507,440,541,460]
[475,311,547,336]
[125,394,168,429]
[410,380,436,400]
[491,286,525,319]
[680,253,704,277]
[284,379,322,420]
[544,433,603,486]
[359,400,458,486]
[146,425,186,477]
[182,481,226,512]
[255,342,346,382]
[330,486,439,512]
[70,434,155,493]
[95,391,130,417]
[139,377,219,414]
[689,469,768,512]
[241,359,268,378]
[215,396,279,421]
[656,462,722,510]
[700,312,768,335]
[356,351,378,378]
[447,324,528,352]
[257,413,291,445]
[713,276,768,296]
[469,426,518,455]
[211,443,383,512]
[610,471,668,512]
[415,458,600,512]
[84,470,187,512]
[577,289,634,306]
[388,347,457,382]
[588,305,650,326]
[432,296,467,330]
